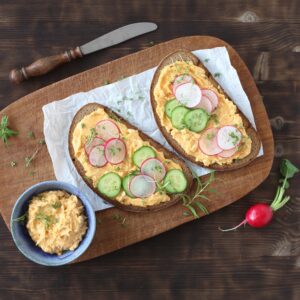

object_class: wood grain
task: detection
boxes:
[0,1,299,299]
[0,36,274,263]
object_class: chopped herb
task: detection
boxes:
[52,202,61,209]
[183,211,190,216]
[86,128,96,143]
[97,217,102,224]
[81,123,85,129]
[109,147,117,156]
[35,211,57,229]
[214,72,221,78]
[10,161,17,167]
[112,214,127,227]
[27,131,35,139]
[29,170,35,176]
[25,148,40,167]
[128,169,140,176]
[211,114,219,124]
[148,41,154,46]
[83,175,91,180]
[114,166,121,171]
[103,80,110,85]
[119,75,126,81]
[206,133,215,141]
[229,132,240,145]
[154,165,163,174]
[0,115,18,145]
[116,109,121,113]
[204,58,210,63]
[39,139,46,145]
[107,112,121,123]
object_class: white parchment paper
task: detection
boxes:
[43,47,263,211]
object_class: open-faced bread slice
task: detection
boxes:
[150,50,261,171]
[69,103,193,212]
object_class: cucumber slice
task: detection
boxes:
[97,172,122,198]
[163,169,187,193]
[122,174,135,198]
[133,146,156,167]
[184,108,209,133]
[165,99,181,118]
[171,106,190,130]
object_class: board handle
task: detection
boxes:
[9,47,83,84]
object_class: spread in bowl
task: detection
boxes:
[10,180,96,266]
[26,190,87,255]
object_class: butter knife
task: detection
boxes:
[9,22,158,84]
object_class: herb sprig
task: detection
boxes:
[13,212,27,224]
[0,115,18,145]
[179,171,215,219]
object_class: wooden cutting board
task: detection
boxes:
[0,36,274,263]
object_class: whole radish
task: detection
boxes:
[220,159,299,231]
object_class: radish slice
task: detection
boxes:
[129,175,156,198]
[141,158,166,182]
[88,145,107,167]
[196,95,213,114]
[202,89,219,110]
[218,147,238,158]
[85,137,105,155]
[104,138,126,165]
[96,120,120,141]
[172,75,193,95]
[217,126,242,150]
[175,82,202,108]
[198,127,223,156]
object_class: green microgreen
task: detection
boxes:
[27,131,35,139]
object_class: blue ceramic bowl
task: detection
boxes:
[10,181,96,266]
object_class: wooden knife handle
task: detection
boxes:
[9,46,83,84]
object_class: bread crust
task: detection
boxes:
[68,103,193,212]
[150,50,261,171]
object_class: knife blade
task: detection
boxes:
[80,22,158,55]
[9,22,158,84]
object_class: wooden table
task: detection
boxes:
[0,1,299,299]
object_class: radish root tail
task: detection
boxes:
[218,219,247,232]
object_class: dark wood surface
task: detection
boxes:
[0,0,299,299]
